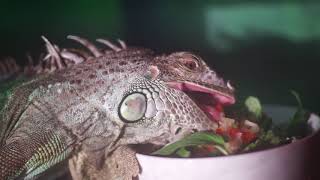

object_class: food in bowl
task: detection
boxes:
[151,92,314,158]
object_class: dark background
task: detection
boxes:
[0,0,319,113]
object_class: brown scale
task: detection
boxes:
[102,70,109,75]
[98,64,104,69]
[119,61,127,66]
[88,74,97,79]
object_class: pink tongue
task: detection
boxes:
[200,104,223,122]
[182,82,235,105]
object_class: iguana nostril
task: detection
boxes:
[175,127,182,135]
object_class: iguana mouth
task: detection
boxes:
[166,81,235,121]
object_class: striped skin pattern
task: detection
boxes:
[23,133,68,179]
[0,36,234,179]
[0,143,26,179]
[0,132,67,179]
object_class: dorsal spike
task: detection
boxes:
[67,35,102,57]
[62,48,92,60]
[47,58,57,73]
[3,58,14,75]
[60,49,85,64]
[96,38,121,52]
[24,54,36,75]
[0,57,20,81]
[26,53,34,66]
[41,36,64,70]
[42,36,60,61]
[117,39,127,49]
[34,54,45,74]
[5,58,19,73]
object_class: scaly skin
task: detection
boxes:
[0,36,235,180]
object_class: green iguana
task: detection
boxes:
[0,35,235,180]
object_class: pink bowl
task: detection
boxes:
[136,105,320,180]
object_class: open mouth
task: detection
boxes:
[166,81,235,122]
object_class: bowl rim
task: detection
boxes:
[136,106,320,161]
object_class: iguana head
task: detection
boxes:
[117,51,235,146]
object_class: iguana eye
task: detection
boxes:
[183,59,198,70]
[119,93,147,123]
[177,53,201,71]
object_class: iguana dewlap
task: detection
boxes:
[0,36,235,180]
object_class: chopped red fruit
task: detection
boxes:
[203,145,216,153]
[241,131,257,144]
[215,128,224,135]
[228,127,241,139]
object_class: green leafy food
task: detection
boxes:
[286,90,309,137]
[214,145,229,155]
[245,96,262,118]
[243,130,281,152]
[176,147,191,158]
[152,132,225,156]
[259,114,273,131]
[244,96,272,131]
[151,92,311,158]
[290,90,303,108]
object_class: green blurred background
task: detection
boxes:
[0,0,319,113]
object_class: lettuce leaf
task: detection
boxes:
[152,132,225,156]
[286,90,309,137]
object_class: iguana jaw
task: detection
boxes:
[166,81,235,121]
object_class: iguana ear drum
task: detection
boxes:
[119,93,147,123]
